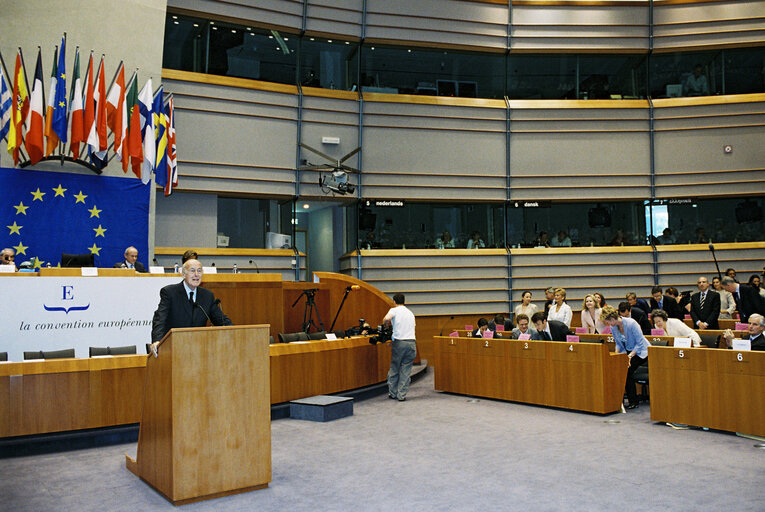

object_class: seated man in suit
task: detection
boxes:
[722,313,765,351]
[488,313,514,333]
[530,311,571,342]
[721,276,764,323]
[114,246,146,272]
[650,286,684,320]
[472,318,492,338]
[618,301,651,335]
[511,314,537,339]
[150,259,232,354]
[625,292,650,315]
[690,276,720,330]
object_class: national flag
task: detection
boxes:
[165,96,178,195]
[86,56,108,168]
[105,62,125,160]
[124,74,143,177]
[7,51,29,165]
[67,48,84,159]
[44,47,58,156]
[153,86,168,190]
[24,49,45,165]
[52,35,67,144]
[138,78,154,184]
[0,63,11,144]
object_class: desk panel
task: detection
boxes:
[649,346,765,437]
[434,337,627,414]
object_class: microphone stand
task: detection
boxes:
[329,286,353,332]
[439,315,456,336]
[708,243,722,280]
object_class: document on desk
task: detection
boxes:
[673,337,692,348]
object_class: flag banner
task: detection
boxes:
[0,167,149,269]
[8,51,29,165]
[24,50,45,165]
[44,47,59,156]
[68,48,84,159]
[52,35,68,143]
[0,65,11,144]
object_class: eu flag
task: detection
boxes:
[0,167,149,268]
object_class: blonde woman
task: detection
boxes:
[547,287,573,327]
[580,294,605,334]
[514,290,539,320]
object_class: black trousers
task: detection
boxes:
[625,355,647,405]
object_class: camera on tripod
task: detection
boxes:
[345,318,391,344]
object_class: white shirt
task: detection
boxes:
[385,305,416,341]
[665,318,701,347]
[547,302,573,327]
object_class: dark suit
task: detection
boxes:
[690,289,720,329]
[630,307,652,335]
[748,333,765,351]
[533,320,571,342]
[114,260,146,273]
[733,285,765,323]
[151,282,232,342]
[650,295,684,320]
[489,319,514,332]
[632,298,651,315]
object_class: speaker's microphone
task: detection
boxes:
[196,302,213,325]
[346,285,361,291]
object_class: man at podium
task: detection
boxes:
[150,259,232,353]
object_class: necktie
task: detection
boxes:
[699,292,705,309]
[189,291,194,305]
[543,331,551,341]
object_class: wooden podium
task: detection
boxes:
[126,325,271,505]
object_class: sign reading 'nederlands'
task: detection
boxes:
[3,276,178,361]
[365,200,405,208]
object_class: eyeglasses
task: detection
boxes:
[185,268,203,275]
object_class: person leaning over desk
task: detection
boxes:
[650,309,701,348]
[149,259,232,355]
[600,306,649,410]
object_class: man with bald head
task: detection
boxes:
[150,259,232,355]
[114,246,146,272]
[690,276,720,330]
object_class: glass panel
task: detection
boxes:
[217,197,278,248]
[506,202,647,247]
[359,201,504,249]
[361,45,505,99]
[649,50,722,98]
[578,55,647,99]
[723,47,765,95]
[300,37,359,91]
[163,14,207,72]
[664,198,765,244]
[208,22,297,83]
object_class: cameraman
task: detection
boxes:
[383,293,417,401]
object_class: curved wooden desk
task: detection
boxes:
[433,336,628,414]
[0,337,391,439]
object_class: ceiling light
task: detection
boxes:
[303,204,310,209]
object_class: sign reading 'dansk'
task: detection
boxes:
[2,276,179,361]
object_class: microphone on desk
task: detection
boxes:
[439,315,456,336]
[249,260,260,273]
[346,285,361,292]
[195,300,219,325]
[152,258,159,265]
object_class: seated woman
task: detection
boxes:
[600,306,649,410]
[593,292,607,309]
[651,309,701,347]
[748,274,765,300]
[514,290,538,321]
[547,287,573,327]
[580,294,605,334]
[436,230,455,249]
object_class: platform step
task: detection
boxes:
[289,395,353,422]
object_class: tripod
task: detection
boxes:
[292,288,325,333]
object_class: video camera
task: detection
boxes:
[345,318,393,344]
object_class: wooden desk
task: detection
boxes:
[648,346,765,437]
[0,337,392,439]
[0,356,146,438]
[433,336,628,414]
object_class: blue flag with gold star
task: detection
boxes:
[1,167,149,269]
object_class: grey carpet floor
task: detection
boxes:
[2,370,763,512]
